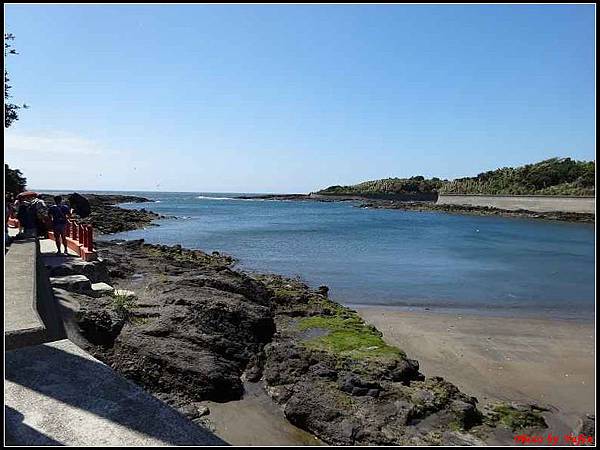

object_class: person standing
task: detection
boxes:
[16,196,37,237]
[31,194,48,237]
[48,195,71,255]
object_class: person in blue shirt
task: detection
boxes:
[48,196,72,255]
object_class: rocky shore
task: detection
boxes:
[44,195,593,445]
[357,200,596,223]
[234,194,594,223]
[80,194,165,234]
[50,227,560,444]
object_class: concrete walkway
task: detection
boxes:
[5,234,69,351]
[39,235,80,258]
[5,239,48,350]
[5,340,226,446]
[5,232,227,446]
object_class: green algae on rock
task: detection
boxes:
[484,402,548,431]
[297,314,406,360]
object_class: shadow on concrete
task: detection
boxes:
[40,253,77,264]
[5,342,227,446]
[4,406,64,446]
[35,245,67,344]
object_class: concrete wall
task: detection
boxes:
[5,239,67,351]
[4,239,46,351]
[436,194,595,214]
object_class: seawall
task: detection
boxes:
[436,194,595,214]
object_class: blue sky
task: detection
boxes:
[4,4,596,193]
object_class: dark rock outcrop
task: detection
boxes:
[358,200,595,223]
[87,240,276,405]
[76,296,127,347]
[47,258,110,283]
[256,275,491,445]
[55,239,554,445]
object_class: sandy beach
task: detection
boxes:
[357,308,595,435]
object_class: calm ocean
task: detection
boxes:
[91,191,594,320]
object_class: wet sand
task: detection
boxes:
[357,308,595,434]
[198,381,323,446]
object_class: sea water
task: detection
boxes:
[96,191,594,320]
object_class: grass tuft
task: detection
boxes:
[110,292,138,316]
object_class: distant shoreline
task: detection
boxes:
[234,193,595,223]
[36,192,594,236]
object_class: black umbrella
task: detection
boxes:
[68,193,91,218]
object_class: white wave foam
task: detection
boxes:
[196,195,267,201]
[196,195,237,200]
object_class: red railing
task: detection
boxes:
[49,219,96,261]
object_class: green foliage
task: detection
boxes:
[317,176,446,197]
[5,164,27,196]
[317,158,594,198]
[440,158,595,196]
[110,292,137,316]
[298,313,406,360]
[5,33,27,128]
